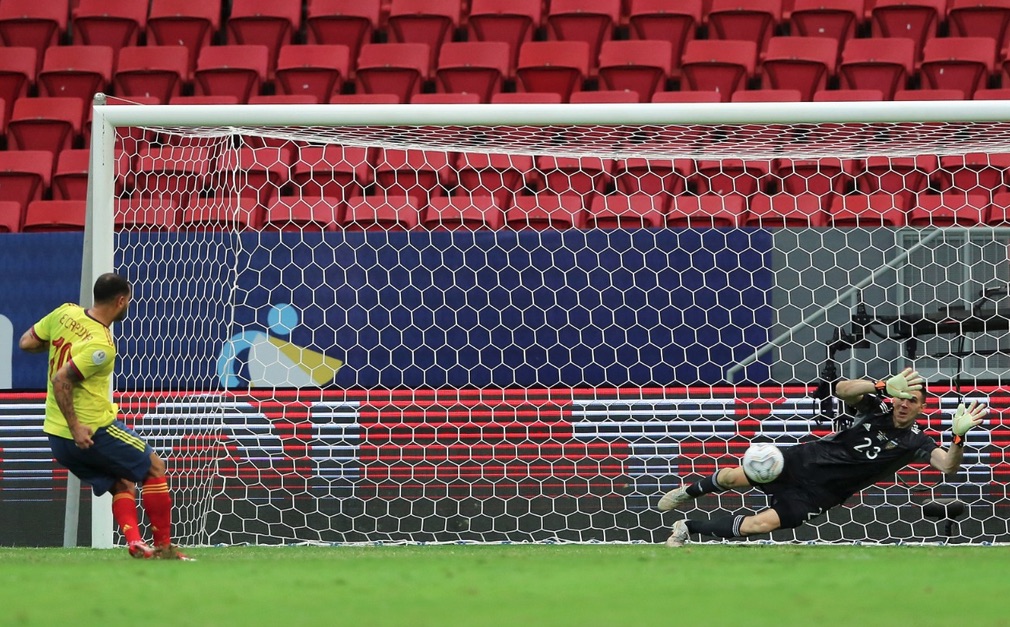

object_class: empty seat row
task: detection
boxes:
[4,143,1010,214]
[5,0,1008,78]
[5,190,1010,234]
[4,34,1010,110]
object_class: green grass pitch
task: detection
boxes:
[0,544,1007,627]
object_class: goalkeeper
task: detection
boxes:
[658,367,987,547]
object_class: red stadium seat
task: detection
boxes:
[857,155,938,204]
[536,156,613,196]
[454,153,535,202]
[115,196,181,231]
[147,0,222,74]
[919,37,997,100]
[114,46,191,104]
[505,194,588,230]
[436,41,511,102]
[275,44,350,103]
[651,90,723,103]
[546,0,621,67]
[263,195,342,231]
[773,158,856,196]
[828,192,907,227]
[71,0,147,60]
[974,88,1010,100]
[37,45,113,107]
[693,160,770,197]
[340,194,422,231]
[812,88,884,101]
[226,0,302,77]
[667,194,746,228]
[329,93,401,104]
[411,92,483,104]
[0,0,69,71]
[986,191,1010,225]
[680,39,758,102]
[761,37,838,101]
[613,159,691,196]
[789,0,863,54]
[570,90,641,103]
[193,45,269,103]
[373,148,454,202]
[0,48,37,124]
[306,0,381,73]
[948,0,1010,56]
[216,146,293,205]
[249,95,319,105]
[169,95,241,105]
[870,0,945,60]
[133,145,214,200]
[586,194,667,229]
[0,150,52,214]
[907,192,989,226]
[627,0,701,79]
[52,149,91,200]
[707,0,783,52]
[291,145,373,199]
[387,0,461,70]
[0,201,23,233]
[731,89,802,102]
[179,195,263,231]
[838,37,915,100]
[7,97,82,153]
[745,193,827,227]
[935,153,1010,198]
[515,41,591,101]
[894,88,965,100]
[597,40,673,102]
[467,0,542,72]
[22,199,86,232]
[490,92,564,104]
[421,195,505,230]
[356,43,431,104]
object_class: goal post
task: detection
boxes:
[82,97,1010,546]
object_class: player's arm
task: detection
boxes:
[834,379,877,406]
[18,326,48,353]
[52,362,94,449]
[837,368,924,406]
[930,401,987,475]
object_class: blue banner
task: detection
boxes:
[2,229,773,390]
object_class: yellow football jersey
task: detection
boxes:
[32,303,118,439]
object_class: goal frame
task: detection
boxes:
[79,95,1010,548]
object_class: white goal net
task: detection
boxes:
[91,99,1010,545]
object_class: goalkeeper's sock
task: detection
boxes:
[142,476,173,547]
[111,492,143,545]
[686,515,745,539]
[685,471,727,497]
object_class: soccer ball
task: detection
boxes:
[742,443,784,484]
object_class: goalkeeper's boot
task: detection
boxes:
[657,486,692,512]
[665,520,689,548]
[154,545,195,561]
[128,540,155,559]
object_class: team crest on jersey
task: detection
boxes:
[92,350,107,365]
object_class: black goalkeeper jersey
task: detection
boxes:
[785,393,938,500]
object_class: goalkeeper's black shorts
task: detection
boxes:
[754,446,845,529]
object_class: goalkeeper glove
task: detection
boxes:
[878,368,924,400]
[951,401,987,446]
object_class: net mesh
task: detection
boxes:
[105,109,1010,544]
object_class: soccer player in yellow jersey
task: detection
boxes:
[19,273,192,560]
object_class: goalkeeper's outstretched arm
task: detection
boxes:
[835,367,925,406]
[931,401,987,475]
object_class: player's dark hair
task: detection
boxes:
[93,273,131,304]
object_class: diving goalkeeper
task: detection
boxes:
[658,368,987,546]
